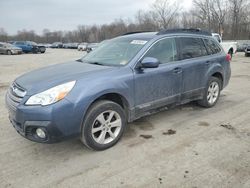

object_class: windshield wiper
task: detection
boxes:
[87,61,105,66]
[76,59,83,62]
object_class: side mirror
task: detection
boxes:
[140,57,160,68]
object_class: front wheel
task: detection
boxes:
[81,100,126,150]
[198,77,222,108]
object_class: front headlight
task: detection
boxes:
[25,81,76,106]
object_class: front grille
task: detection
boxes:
[6,82,26,110]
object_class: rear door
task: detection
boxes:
[134,37,182,114]
[177,37,209,102]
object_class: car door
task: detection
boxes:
[176,37,209,102]
[133,37,182,115]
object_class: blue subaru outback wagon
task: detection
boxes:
[6,29,231,150]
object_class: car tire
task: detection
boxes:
[228,50,233,59]
[6,50,12,55]
[81,100,126,150]
[198,76,222,108]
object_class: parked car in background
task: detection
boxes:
[5,29,231,150]
[62,43,71,49]
[78,43,88,51]
[62,43,79,49]
[0,42,22,55]
[212,33,237,58]
[70,43,79,49]
[13,41,46,53]
[86,43,99,53]
[38,43,52,48]
[237,43,249,52]
[245,45,250,57]
[51,42,63,48]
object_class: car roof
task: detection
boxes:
[118,32,157,40]
[119,29,212,41]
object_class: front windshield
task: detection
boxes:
[81,37,148,66]
[28,41,37,45]
[5,43,14,47]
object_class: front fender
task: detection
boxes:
[64,68,134,131]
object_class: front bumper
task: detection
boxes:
[11,50,22,55]
[5,91,83,143]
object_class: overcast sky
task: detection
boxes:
[0,0,193,35]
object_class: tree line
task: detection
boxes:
[0,0,249,43]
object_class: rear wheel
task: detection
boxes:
[81,100,126,150]
[198,77,222,108]
[6,50,12,55]
[228,49,233,59]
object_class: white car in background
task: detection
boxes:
[212,33,237,58]
[78,43,88,51]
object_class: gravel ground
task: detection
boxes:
[0,49,250,188]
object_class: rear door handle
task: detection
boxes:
[173,67,182,74]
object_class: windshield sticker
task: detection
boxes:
[130,40,147,45]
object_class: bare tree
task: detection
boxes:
[0,28,8,42]
[228,0,250,39]
[210,0,228,37]
[151,0,181,29]
[193,0,213,30]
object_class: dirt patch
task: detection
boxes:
[133,118,154,131]
[158,177,163,184]
[0,83,9,91]
[163,129,176,135]
[220,124,235,130]
[198,121,210,127]
[127,139,145,147]
[124,125,137,138]
[232,75,250,80]
[139,134,153,139]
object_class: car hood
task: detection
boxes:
[10,46,22,50]
[15,61,114,95]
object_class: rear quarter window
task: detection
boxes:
[203,39,222,55]
[179,37,208,60]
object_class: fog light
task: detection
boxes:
[36,128,46,139]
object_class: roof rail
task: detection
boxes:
[157,28,212,36]
[122,31,153,35]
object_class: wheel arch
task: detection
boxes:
[211,72,223,87]
[82,92,131,126]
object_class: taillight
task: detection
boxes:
[226,54,231,62]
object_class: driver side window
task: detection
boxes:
[144,38,177,64]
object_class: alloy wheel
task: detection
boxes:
[91,110,122,144]
[207,81,219,105]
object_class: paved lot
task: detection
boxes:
[0,49,250,188]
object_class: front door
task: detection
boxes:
[134,37,182,115]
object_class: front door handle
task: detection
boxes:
[205,61,211,66]
[173,67,182,74]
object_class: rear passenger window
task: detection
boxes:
[144,38,177,64]
[180,37,208,59]
[203,39,222,55]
